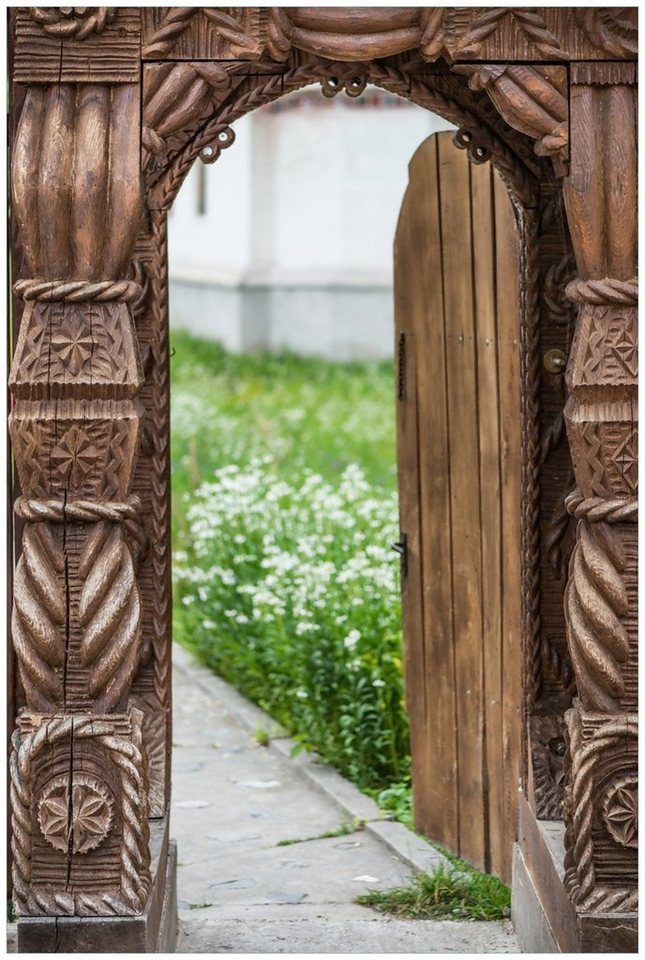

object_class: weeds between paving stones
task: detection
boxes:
[276,817,365,847]
[254,727,270,747]
[356,860,511,922]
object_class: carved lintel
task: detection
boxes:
[454,63,569,175]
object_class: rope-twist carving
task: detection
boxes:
[15,495,141,525]
[15,494,148,643]
[14,278,143,304]
[563,718,637,910]
[77,522,143,712]
[149,212,172,708]
[10,714,150,916]
[142,7,200,57]
[565,521,629,712]
[29,7,116,40]
[565,277,638,306]
[566,489,638,524]
[12,524,66,712]
[518,210,544,712]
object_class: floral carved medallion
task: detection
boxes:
[601,776,638,848]
[38,773,115,854]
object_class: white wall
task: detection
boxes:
[169,87,454,359]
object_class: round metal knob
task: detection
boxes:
[543,349,567,374]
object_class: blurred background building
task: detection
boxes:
[168,88,453,361]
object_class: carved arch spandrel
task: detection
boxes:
[142,54,545,213]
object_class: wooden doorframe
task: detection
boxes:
[8,8,637,954]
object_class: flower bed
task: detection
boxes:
[172,332,410,792]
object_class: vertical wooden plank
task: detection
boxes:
[395,135,458,850]
[470,160,504,877]
[494,174,523,883]
[393,203,431,830]
[437,135,486,868]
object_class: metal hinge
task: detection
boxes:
[397,332,406,401]
[391,532,408,578]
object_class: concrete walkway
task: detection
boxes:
[172,645,520,953]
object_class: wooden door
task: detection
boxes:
[395,131,522,882]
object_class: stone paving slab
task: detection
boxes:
[177,917,520,953]
[5,648,520,954]
[172,644,520,953]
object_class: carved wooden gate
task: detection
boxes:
[7,7,637,955]
[395,131,521,881]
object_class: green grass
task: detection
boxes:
[276,817,365,847]
[170,329,397,545]
[253,727,270,747]
[356,861,511,921]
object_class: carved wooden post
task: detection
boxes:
[561,62,637,944]
[7,10,178,949]
[9,77,152,917]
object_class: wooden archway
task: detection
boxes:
[8,8,637,954]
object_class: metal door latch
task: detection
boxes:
[391,532,408,577]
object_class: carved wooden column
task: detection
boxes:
[561,62,637,950]
[9,8,176,952]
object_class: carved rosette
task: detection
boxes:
[563,710,637,912]
[601,776,638,849]
[11,710,150,916]
[38,772,115,855]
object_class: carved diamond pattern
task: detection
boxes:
[51,426,99,486]
[608,322,637,378]
[582,310,637,385]
[602,425,638,496]
[601,777,638,848]
[51,321,94,376]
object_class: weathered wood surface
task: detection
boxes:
[395,133,522,880]
[135,8,637,64]
[7,6,637,954]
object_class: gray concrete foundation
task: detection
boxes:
[512,796,637,954]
